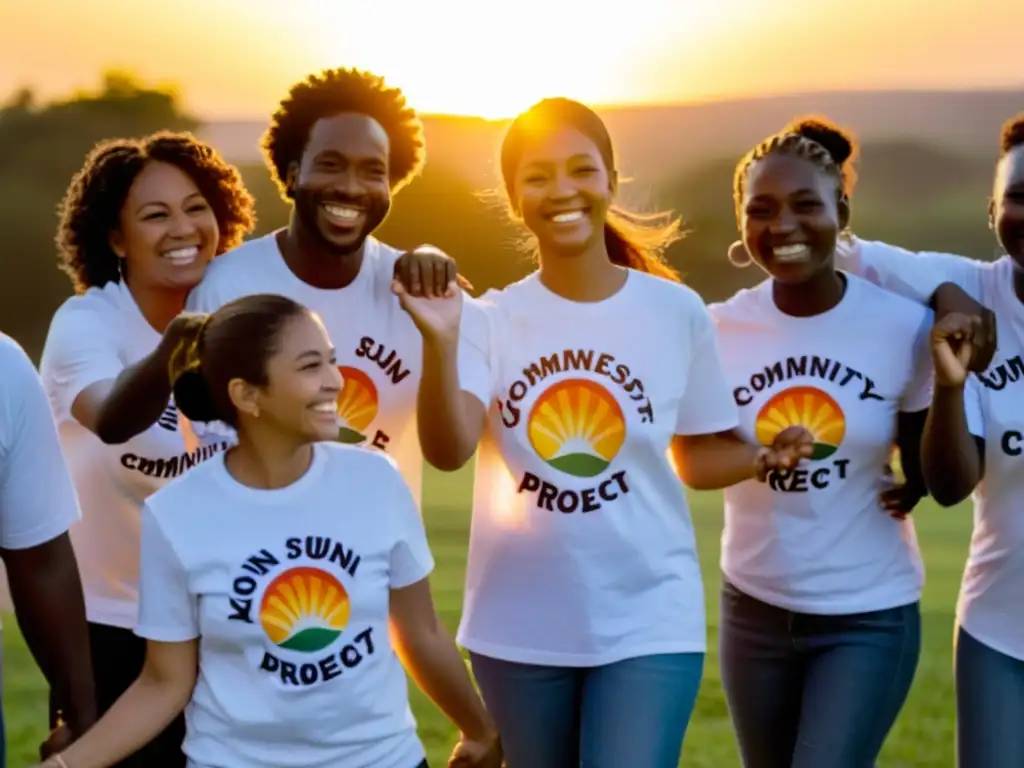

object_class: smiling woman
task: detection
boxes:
[37,131,255,768]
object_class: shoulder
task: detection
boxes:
[0,333,40,407]
[846,272,932,326]
[707,282,767,327]
[49,284,122,329]
[320,442,404,482]
[201,234,278,283]
[0,332,34,374]
[476,273,538,309]
[42,285,125,363]
[143,457,225,536]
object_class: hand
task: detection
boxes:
[394,245,473,299]
[754,426,814,481]
[879,477,926,520]
[932,283,997,372]
[448,731,503,767]
[39,722,74,760]
[931,312,980,388]
[393,278,463,344]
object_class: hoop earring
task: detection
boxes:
[727,240,752,268]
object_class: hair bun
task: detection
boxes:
[785,116,857,166]
[172,369,220,424]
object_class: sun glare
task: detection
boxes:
[301,0,687,119]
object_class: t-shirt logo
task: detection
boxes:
[228,537,376,689]
[756,386,846,461]
[336,367,379,446]
[260,566,350,653]
[528,379,626,478]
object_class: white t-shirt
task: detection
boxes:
[454,271,739,666]
[40,281,231,628]
[138,443,433,768]
[0,334,82,623]
[835,236,982,303]
[845,242,1024,659]
[0,333,80,550]
[709,274,933,615]
[186,234,425,506]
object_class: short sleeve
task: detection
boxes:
[39,300,124,421]
[0,338,80,550]
[838,238,983,304]
[676,303,741,435]
[387,474,435,589]
[136,504,199,642]
[964,375,985,440]
[900,308,935,413]
[458,297,494,407]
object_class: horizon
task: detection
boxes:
[3,0,1023,120]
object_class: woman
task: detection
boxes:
[393,97,812,768]
[838,113,1024,768]
[37,293,502,768]
[710,123,935,767]
[38,131,256,766]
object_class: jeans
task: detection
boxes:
[469,651,704,768]
[955,625,1024,767]
[719,580,920,768]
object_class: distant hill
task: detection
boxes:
[198,87,1023,189]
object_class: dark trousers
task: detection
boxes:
[719,580,920,768]
[50,622,186,768]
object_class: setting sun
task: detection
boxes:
[302,0,708,119]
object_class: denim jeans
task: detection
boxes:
[469,651,704,768]
[955,625,1024,767]
[719,580,920,768]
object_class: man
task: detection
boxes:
[0,333,95,764]
[187,68,458,505]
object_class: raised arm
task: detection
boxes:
[41,303,199,445]
[394,280,491,471]
[0,337,95,745]
[921,313,986,506]
[385,471,501,767]
[42,505,200,768]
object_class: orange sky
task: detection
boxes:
[1,0,1022,119]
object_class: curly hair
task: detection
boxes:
[56,131,256,293]
[261,67,425,200]
[733,123,855,217]
[1000,113,1024,155]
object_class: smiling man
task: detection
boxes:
[187,68,457,506]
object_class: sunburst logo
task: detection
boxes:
[336,367,378,444]
[527,379,626,478]
[259,566,350,653]
[755,386,846,461]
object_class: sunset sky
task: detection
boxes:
[2,0,1022,120]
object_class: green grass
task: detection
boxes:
[3,465,971,766]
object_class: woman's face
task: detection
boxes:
[511,126,614,257]
[740,153,849,285]
[992,145,1024,268]
[236,311,344,444]
[112,160,219,292]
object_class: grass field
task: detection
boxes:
[3,465,971,767]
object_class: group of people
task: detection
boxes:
[0,63,1018,768]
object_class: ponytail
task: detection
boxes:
[604,206,683,282]
[167,313,222,424]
